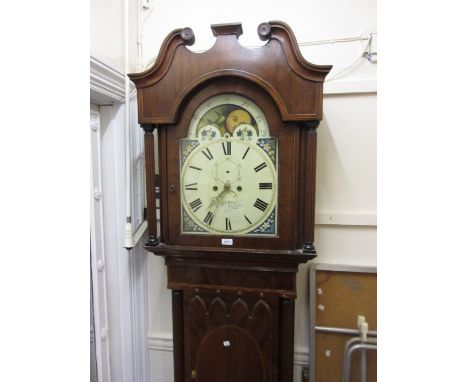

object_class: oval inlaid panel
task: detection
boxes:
[195,325,265,382]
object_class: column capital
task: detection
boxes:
[141,124,156,133]
[303,120,320,131]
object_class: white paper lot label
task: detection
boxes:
[221,238,233,246]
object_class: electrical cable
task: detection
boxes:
[142,6,154,24]
[142,32,377,78]
[324,35,373,82]
[298,35,371,47]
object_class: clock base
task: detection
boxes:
[150,244,315,382]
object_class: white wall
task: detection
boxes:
[140,0,376,79]
[91,0,139,73]
[91,0,125,71]
[139,1,376,380]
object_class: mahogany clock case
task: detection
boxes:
[161,77,310,251]
[128,21,332,382]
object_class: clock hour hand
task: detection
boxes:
[208,183,235,211]
[211,184,230,204]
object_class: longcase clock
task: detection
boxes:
[129,21,332,382]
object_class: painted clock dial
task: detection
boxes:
[180,94,278,236]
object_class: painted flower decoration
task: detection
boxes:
[257,139,276,164]
[181,140,199,164]
[251,210,275,234]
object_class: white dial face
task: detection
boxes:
[180,94,278,236]
[181,138,277,235]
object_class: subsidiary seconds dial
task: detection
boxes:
[181,138,277,235]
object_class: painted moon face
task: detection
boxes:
[225,109,252,134]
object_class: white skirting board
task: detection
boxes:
[148,336,309,382]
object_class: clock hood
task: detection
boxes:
[128,21,332,126]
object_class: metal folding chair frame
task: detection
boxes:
[342,337,377,382]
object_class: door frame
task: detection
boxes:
[91,56,150,382]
